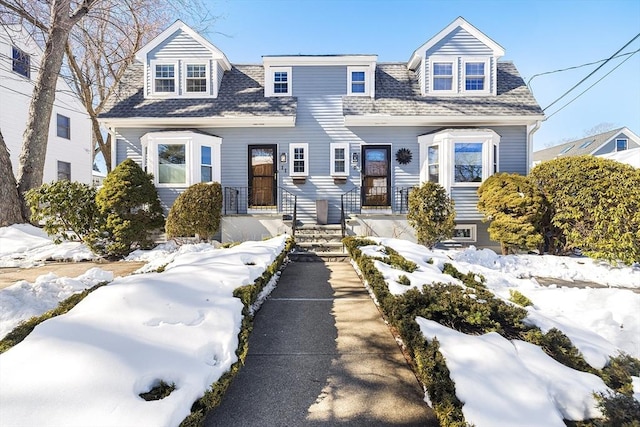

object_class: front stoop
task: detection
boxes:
[291,224,350,262]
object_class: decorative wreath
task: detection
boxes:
[395,148,413,165]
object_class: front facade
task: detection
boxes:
[0,24,92,184]
[99,17,544,246]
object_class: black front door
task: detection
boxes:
[248,145,277,207]
[361,145,391,207]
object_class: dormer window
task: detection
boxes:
[348,67,370,95]
[185,64,208,94]
[266,67,292,96]
[433,62,454,91]
[152,61,177,95]
[463,58,489,93]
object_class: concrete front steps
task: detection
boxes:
[290,224,350,262]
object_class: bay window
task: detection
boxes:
[141,131,222,187]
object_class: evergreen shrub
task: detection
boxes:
[407,182,456,248]
[166,182,223,241]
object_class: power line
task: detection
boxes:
[542,32,640,112]
[545,48,639,121]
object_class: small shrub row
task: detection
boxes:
[0,282,108,354]
[180,236,294,427]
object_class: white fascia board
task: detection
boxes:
[344,114,545,127]
[135,20,231,70]
[99,116,296,128]
[408,16,505,70]
[263,55,378,67]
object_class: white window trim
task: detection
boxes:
[330,142,350,176]
[462,57,490,94]
[266,66,292,97]
[149,60,179,97]
[347,66,371,97]
[289,143,309,177]
[141,131,222,187]
[615,138,628,151]
[182,61,212,98]
[429,56,458,95]
[419,129,500,192]
[450,224,477,243]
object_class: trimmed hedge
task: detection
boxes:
[180,236,294,427]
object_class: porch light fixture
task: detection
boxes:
[280,152,287,163]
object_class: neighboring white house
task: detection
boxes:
[0,24,92,184]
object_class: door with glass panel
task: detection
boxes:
[361,145,391,207]
[248,145,277,207]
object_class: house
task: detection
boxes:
[533,127,640,166]
[0,24,92,184]
[99,17,544,246]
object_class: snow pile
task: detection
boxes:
[417,318,610,427]
[0,224,95,267]
[0,235,288,427]
[0,267,113,339]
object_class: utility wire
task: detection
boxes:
[545,48,639,120]
[542,32,640,112]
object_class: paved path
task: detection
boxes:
[205,261,437,426]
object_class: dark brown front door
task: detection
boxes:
[361,145,391,207]
[248,145,277,207]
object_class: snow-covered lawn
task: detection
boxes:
[361,238,640,426]
[0,226,638,426]
[0,224,288,427]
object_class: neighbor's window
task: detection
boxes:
[454,143,483,182]
[433,62,454,91]
[186,64,207,93]
[158,144,186,184]
[57,161,71,181]
[464,62,485,91]
[201,145,212,182]
[12,46,30,78]
[154,63,176,93]
[427,145,439,182]
[274,71,289,94]
[57,114,70,139]
[330,143,349,176]
[290,143,309,177]
[616,138,628,151]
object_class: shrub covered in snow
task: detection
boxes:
[477,172,545,255]
[165,182,222,241]
[407,182,456,248]
[531,156,640,265]
[90,159,164,258]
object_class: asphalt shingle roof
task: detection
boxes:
[533,127,626,162]
[100,61,542,120]
[343,62,543,117]
[100,63,297,119]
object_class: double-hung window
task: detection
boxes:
[267,67,292,96]
[57,161,71,181]
[185,64,208,94]
[12,46,30,78]
[347,67,369,96]
[57,114,70,139]
[616,138,628,151]
[152,62,177,95]
[201,146,213,182]
[454,143,483,183]
[432,61,454,92]
[427,145,439,182]
[330,143,349,176]
[463,58,489,93]
[158,143,187,184]
[289,143,308,177]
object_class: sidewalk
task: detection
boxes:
[205,261,438,426]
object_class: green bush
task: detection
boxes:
[407,182,456,248]
[166,182,223,241]
[90,159,165,258]
[531,156,640,264]
[25,180,103,244]
[477,172,544,254]
[600,354,640,395]
[509,289,533,307]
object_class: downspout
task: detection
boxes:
[527,120,542,173]
[109,126,117,172]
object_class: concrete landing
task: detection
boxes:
[205,261,437,426]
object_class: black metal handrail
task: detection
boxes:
[340,187,360,238]
[223,186,297,235]
[280,187,297,237]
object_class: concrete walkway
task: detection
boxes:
[205,261,437,426]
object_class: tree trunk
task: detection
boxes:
[0,131,26,226]
[15,0,94,219]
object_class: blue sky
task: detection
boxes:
[198,0,640,150]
